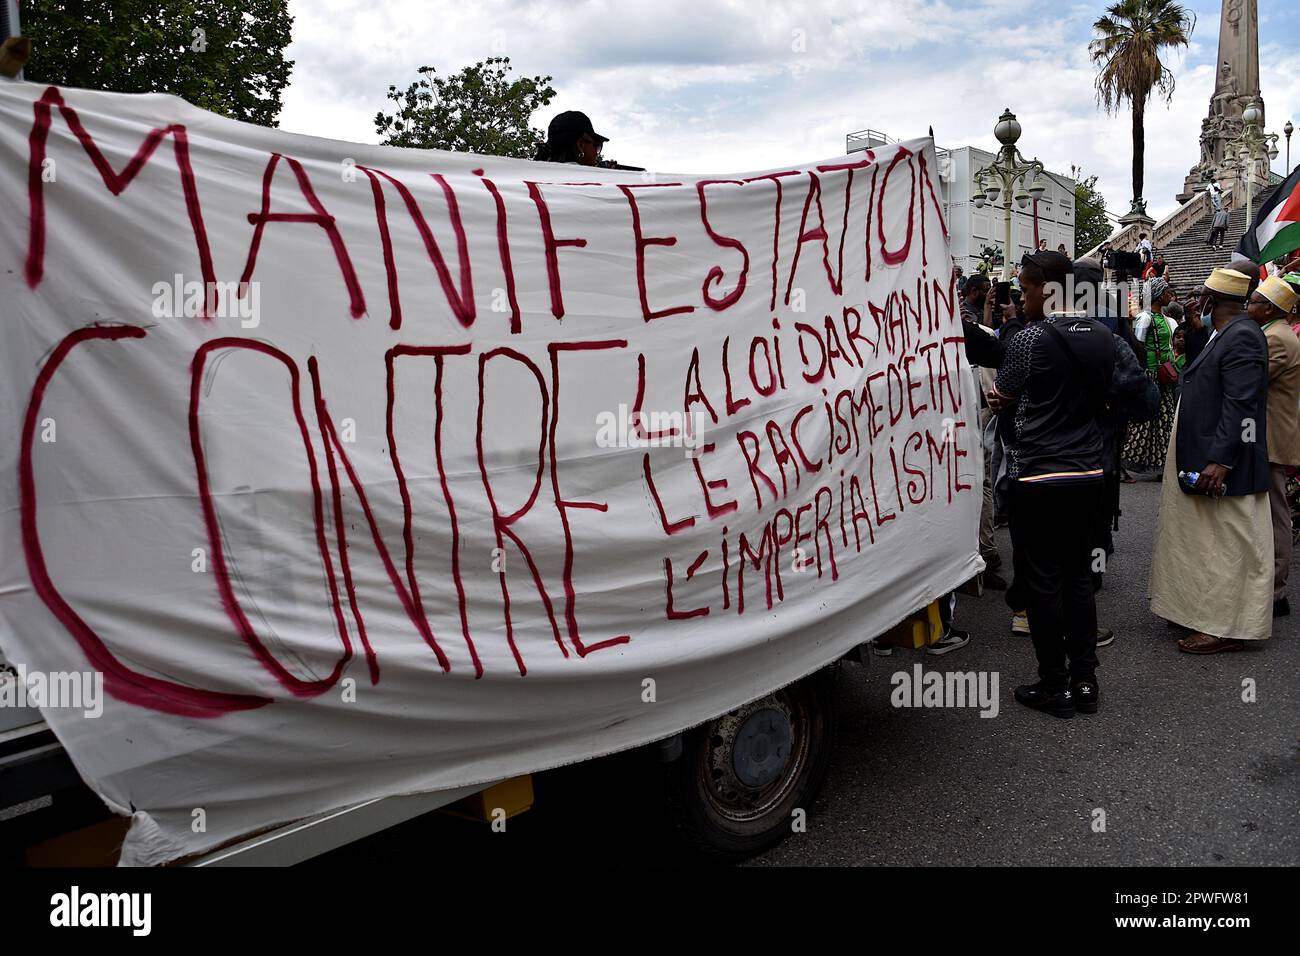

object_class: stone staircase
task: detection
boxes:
[1154,185,1277,293]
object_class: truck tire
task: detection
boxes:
[666,668,837,862]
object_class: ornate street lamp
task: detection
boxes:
[1285,120,1294,174]
[971,108,1045,280]
[1226,100,1280,225]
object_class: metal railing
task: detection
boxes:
[1082,185,1233,260]
[846,129,897,153]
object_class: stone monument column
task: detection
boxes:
[1178,0,1263,203]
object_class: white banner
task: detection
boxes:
[0,80,981,864]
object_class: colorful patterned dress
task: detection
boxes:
[1122,310,1177,472]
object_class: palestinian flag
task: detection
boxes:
[1238,164,1300,263]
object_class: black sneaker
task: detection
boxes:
[926,627,970,656]
[1096,627,1115,647]
[1071,678,1100,714]
[1014,682,1075,719]
[1274,598,1290,618]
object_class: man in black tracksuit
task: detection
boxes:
[989,252,1115,718]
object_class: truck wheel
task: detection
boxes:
[667,669,837,862]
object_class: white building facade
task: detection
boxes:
[847,131,1076,275]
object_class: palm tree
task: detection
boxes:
[1090,0,1195,219]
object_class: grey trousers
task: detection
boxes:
[979,404,997,559]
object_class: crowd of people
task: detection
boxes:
[898,243,1300,719]
[532,111,1298,719]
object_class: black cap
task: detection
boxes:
[1072,256,1103,287]
[547,111,608,146]
[1021,250,1074,285]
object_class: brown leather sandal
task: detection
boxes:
[1177,634,1245,654]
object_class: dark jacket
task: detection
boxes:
[1096,330,1160,538]
[1175,313,1270,496]
[1183,321,1209,367]
[1106,331,1159,427]
[962,317,1004,369]
[994,316,1115,481]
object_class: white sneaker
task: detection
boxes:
[1011,611,1030,635]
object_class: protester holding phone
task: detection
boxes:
[982,279,1019,335]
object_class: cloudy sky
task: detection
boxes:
[277,0,1300,221]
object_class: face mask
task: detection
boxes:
[1201,309,1215,331]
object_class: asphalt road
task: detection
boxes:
[316,480,1300,867]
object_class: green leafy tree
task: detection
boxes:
[375,57,556,158]
[1071,166,1114,253]
[1090,0,1194,218]
[21,0,293,127]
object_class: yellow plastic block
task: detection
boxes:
[443,775,535,822]
[875,601,943,649]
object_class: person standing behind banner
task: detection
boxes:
[1150,268,1272,654]
[1246,277,1300,617]
[534,111,609,166]
[988,252,1114,718]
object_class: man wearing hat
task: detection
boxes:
[1247,276,1300,615]
[1150,268,1272,653]
[534,111,609,166]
